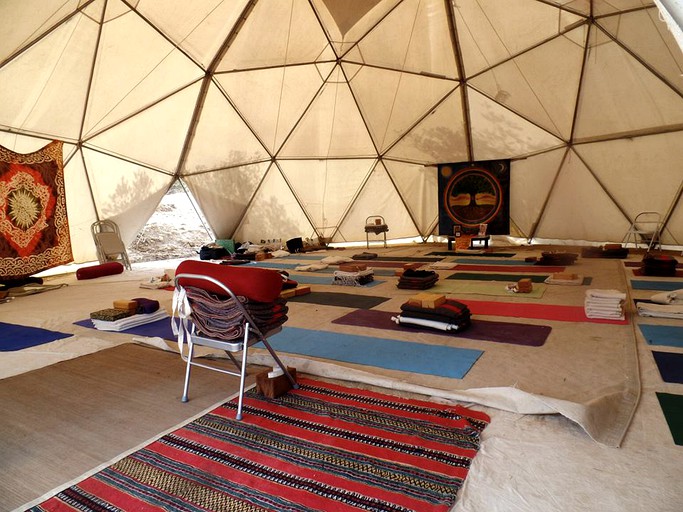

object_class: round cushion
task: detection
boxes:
[175,260,283,303]
[76,262,124,280]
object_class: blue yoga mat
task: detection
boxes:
[639,324,683,348]
[1,322,73,351]
[652,351,683,384]
[261,326,483,379]
[631,280,683,291]
[74,318,176,340]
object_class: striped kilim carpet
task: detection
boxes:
[29,378,489,512]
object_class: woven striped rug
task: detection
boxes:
[29,378,489,511]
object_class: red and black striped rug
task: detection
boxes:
[30,378,489,511]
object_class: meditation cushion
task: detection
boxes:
[176,260,283,303]
[76,262,124,280]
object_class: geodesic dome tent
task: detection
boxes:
[1,0,683,264]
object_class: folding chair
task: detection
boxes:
[622,211,663,253]
[365,215,389,248]
[172,260,297,420]
[91,219,132,270]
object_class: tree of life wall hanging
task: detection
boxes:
[438,160,510,236]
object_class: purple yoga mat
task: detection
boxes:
[331,309,550,347]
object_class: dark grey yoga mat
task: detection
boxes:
[332,309,551,346]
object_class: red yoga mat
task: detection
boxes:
[460,299,629,325]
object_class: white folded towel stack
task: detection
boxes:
[584,289,626,320]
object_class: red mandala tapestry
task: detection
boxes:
[0,141,73,279]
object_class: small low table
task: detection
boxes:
[470,236,490,249]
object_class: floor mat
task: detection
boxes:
[263,327,483,379]
[0,322,73,351]
[631,280,683,291]
[656,392,683,445]
[288,291,391,309]
[432,280,547,298]
[27,378,489,512]
[74,317,176,340]
[459,299,629,324]
[331,309,551,346]
[652,351,683,384]
[638,324,683,348]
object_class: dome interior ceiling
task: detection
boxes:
[0,0,681,262]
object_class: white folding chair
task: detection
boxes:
[622,211,663,252]
[91,219,132,269]
[365,215,389,248]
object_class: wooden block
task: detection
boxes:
[113,299,137,313]
[552,272,578,281]
[255,367,297,399]
[407,292,446,308]
[280,288,296,299]
[294,285,311,296]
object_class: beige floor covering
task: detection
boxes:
[1,244,682,511]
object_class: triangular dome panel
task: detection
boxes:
[279,67,376,158]
[338,164,416,241]
[470,27,586,140]
[534,149,631,242]
[216,65,326,155]
[218,0,331,72]
[183,162,269,238]
[354,0,458,78]
[233,165,314,242]
[385,89,469,163]
[87,83,199,171]
[84,1,203,136]
[385,160,439,235]
[575,26,683,141]
[345,63,456,152]
[454,0,585,77]
[182,83,269,173]
[598,7,683,95]
[509,148,567,238]
[468,88,565,160]
[0,8,100,139]
[279,159,375,238]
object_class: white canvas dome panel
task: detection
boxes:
[232,166,314,243]
[510,148,567,239]
[215,65,325,155]
[385,90,469,164]
[385,160,439,235]
[135,0,247,69]
[182,83,269,174]
[469,29,586,140]
[0,11,98,140]
[345,63,456,152]
[183,162,269,239]
[534,150,632,242]
[278,159,375,238]
[87,83,199,170]
[218,0,331,72]
[468,89,564,160]
[353,0,458,79]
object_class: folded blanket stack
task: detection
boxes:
[584,289,626,320]
[184,285,288,340]
[90,309,169,331]
[397,269,439,290]
[393,294,471,332]
[641,254,678,276]
[333,269,374,286]
[637,288,683,319]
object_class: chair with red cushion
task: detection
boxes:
[173,260,297,419]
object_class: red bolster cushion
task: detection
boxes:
[175,260,283,303]
[76,262,124,280]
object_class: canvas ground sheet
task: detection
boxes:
[28,378,490,512]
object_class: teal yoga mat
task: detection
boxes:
[631,280,683,291]
[638,324,683,348]
[261,326,483,379]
